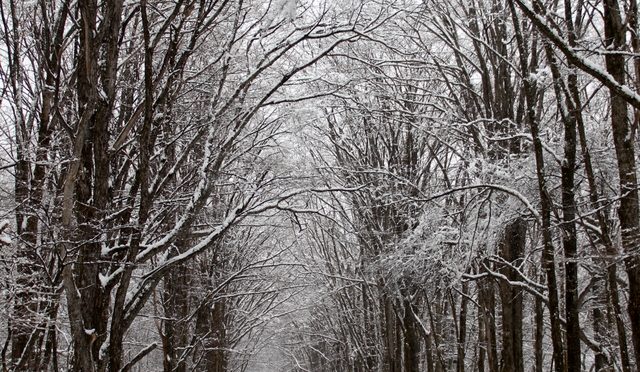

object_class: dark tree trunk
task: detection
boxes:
[498,218,526,372]
[163,262,190,372]
[403,300,420,372]
[478,272,499,372]
[381,295,400,372]
[477,298,486,372]
[193,257,228,372]
[427,292,448,372]
[456,281,468,372]
[592,276,609,370]
[424,328,435,372]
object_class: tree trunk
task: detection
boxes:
[509,1,565,369]
[403,300,420,372]
[456,281,468,372]
[477,297,486,372]
[498,218,526,372]
[163,261,191,372]
[478,271,499,372]
[382,294,399,372]
[194,298,228,372]
[542,6,581,365]
[534,291,544,372]
[592,276,609,370]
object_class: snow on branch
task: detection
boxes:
[512,0,640,110]
[416,184,540,220]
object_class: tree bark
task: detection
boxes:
[163,262,190,372]
[498,218,526,372]
[403,300,420,372]
[478,272,499,372]
[456,282,468,372]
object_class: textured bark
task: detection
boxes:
[478,273,499,372]
[63,1,125,369]
[192,253,228,372]
[477,299,486,372]
[381,295,399,372]
[403,300,420,372]
[423,326,435,372]
[163,263,190,372]
[498,218,526,372]
[592,277,609,370]
[456,282,468,372]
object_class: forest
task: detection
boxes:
[0,0,639,371]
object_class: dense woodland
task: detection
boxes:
[1,0,640,371]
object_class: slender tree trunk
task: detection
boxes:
[477,297,486,372]
[534,288,544,372]
[542,3,581,365]
[456,282,468,372]
[509,2,565,369]
[560,3,632,365]
[427,292,447,372]
[592,276,609,370]
[478,272,499,372]
[529,65,566,372]
[424,330,435,372]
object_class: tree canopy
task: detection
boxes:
[1,0,640,371]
